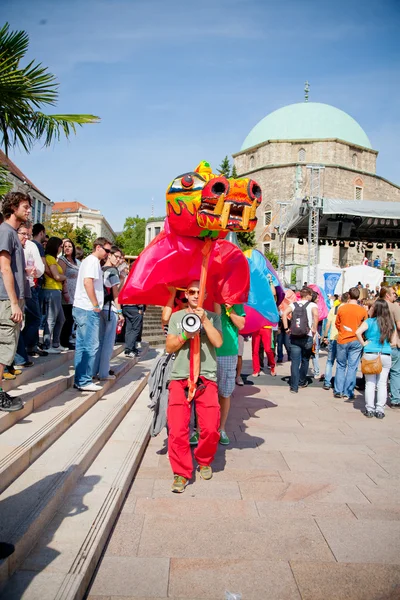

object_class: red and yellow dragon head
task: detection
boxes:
[166,160,262,239]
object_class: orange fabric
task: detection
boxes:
[335,303,366,344]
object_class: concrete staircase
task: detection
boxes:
[142,305,165,348]
[0,342,163,600]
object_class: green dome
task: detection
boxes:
[241,102,372,150]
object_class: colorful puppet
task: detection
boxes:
[119,161,262,307]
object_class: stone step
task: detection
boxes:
[0,345,125,435]
[3,345,124,393]
[0,349,144,494]
[0,380,154,600]
[0,350,159,594]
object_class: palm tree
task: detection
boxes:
[0,22,100,156]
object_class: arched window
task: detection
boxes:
[298,148,306,162]
[352,153,358,168]
[354,177,364,200]
[249,155,255,169]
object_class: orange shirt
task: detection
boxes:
[335,303,366,344]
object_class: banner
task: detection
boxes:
[324,272,341,296]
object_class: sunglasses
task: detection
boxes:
[187,289,200,295]
[100,245,111,254]
[177,297,188,303]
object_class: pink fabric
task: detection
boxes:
[308,284,329,320]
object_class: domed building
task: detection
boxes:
[233,100,400,273]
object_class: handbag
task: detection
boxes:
[361,353,382,375]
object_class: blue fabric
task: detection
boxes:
[364,318,392,354]
[73,307,100,387]
[324,272,341,296]
[246,250,279,324]
[277,330,291,362]
[93,310,117,379]
[334,340,363,397]
[22,286,41,351]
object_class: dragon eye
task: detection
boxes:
[211,181,227,196]
[181,175,194,188]
[251,183,262,198]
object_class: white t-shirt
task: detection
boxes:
[24,239,44,287]
[73,254,104,311]
[289,300,318,336]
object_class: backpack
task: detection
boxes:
[290,301,310,337]
[149,352,173,437]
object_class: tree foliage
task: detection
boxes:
[0,22,100,155]
[115,216,146,256]
[43,216,96,256]
[217,155,231,178]
[265,249,279,269]
[0,164,12,198]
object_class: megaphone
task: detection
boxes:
[182,312,201,334]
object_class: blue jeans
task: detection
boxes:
[73,307,100,387]
[324,340,337,388]
[334,340,363,397]
[93,310,117,379]
[43,289,65,348]
[390,347,400,405]
[312,333,321,376]
[277,330,291,362]
[22,286,41,351]
[290,336,313,392]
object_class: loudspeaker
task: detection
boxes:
[182,313,201,334]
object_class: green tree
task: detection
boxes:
[43,214,75,240]
[265,249,279,269]
[115,216,146,256]
[0,22,99,156]
[237,230,256,251]
[231,164,238,179]
[75,225,96,256]
[0,164,12,198]
[217,155,231,177]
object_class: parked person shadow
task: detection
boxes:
[0,472,101,598]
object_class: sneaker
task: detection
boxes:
[270,368,277,377]
[299,381,309,388]
[99,375,116,381]
[189,431,199,445]
[235,375,244,386]
[55,346,69,352]
[333,392,342,398]
[7,367,22,376]
[2,372,16,381]
[390,402,400,408]
[199,465,213,480]
[46,347,61,354]
[342,395,354,400]
[322,384,331,390]
[290,388,298,394]
[313,374,321,380]
[74,382,102,392]
[14,361,34,368]
[109,369,115,376]
[171,475,188,493]
[219,430,230,445]
[276,360,283,364]
[0,391,23,412]
[125,351,138,358]
[28,349,48,357]
[364,409,374,418]
[375,411,385,419]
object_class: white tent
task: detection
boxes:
[342,265,383,292]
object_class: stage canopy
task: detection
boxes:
[283,198,400,243]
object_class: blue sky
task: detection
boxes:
[3,0,400,231]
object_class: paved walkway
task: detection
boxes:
[88,344,400,600]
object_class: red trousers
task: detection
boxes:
[167,378,220,480]
[252,327,276,373]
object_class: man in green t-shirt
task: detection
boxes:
[166,281,222,493]
[216,304,245,445]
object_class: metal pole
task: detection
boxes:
[306,165,324,284]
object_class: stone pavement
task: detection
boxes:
[88,343,400,600]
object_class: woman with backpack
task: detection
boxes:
[92,246,125,381]
[355,298,395,419]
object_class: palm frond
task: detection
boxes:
[30,113,100,146]
[0,163,13,198]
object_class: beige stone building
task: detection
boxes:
[52,201,115,241]
[233,102,400,271]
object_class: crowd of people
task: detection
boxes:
[0,191,144,412]
[161,279,400,493]
[2,191,400,494]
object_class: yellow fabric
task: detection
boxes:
[44,255,63,290]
